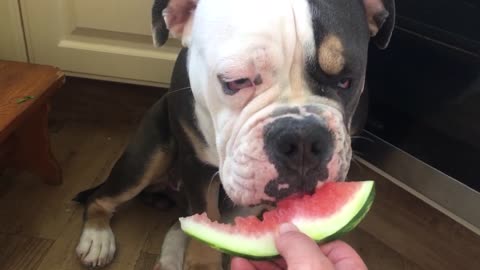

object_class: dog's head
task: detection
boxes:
[152,0,395,206]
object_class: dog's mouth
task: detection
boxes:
[223,142,349,206]
[221,103,351,206]
[279,191,308,201]
[257,192,305,207]
[256,178,328,207]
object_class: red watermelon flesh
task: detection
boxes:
[179,181,375,259]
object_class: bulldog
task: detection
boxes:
[74,0,395,269]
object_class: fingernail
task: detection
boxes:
[278,223,298,234]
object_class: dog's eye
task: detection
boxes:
[337,78,351,89]
[224,78,253,95]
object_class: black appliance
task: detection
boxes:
[354,0,480,229]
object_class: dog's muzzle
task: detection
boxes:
[221,103,350,206]
[263,115,334,200]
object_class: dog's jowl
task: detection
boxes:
[74,0,395,268]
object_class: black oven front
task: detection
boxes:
[353,0,480,230]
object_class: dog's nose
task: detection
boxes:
[264,116,334,172]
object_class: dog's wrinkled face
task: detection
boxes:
[153,0,394,206]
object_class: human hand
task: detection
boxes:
[231,223,367,270]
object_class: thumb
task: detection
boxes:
[275,223,334,270]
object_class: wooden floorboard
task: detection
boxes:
[0,122,132,239]
[349,164,480,270]
[0,233,53,270]
[134,252,158,270]
[0,77,478,270]
[342,228,424,270]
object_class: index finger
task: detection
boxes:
[319,240,367,270]
[231,257,285,270]
[275,224,334,270]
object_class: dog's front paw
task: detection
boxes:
[76,227,116,268]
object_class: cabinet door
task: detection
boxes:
[20,0,181,86]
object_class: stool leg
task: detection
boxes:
[12,103,62,185]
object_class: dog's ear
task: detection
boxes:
[152,0,197,47]
[362,0,395,49]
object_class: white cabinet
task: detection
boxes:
[3,0,181,86]
[0,0,28,62]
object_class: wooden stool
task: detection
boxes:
[0,61,65,185]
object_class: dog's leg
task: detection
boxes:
[154,221,189,270]
[75,97,174,268]
[76,148,171,267]
[218,188,268,270]
[155,158,220,270]
[154,193,212,270]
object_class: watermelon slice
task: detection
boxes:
[179,181,375,259]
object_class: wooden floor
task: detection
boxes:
[0,77,479,270]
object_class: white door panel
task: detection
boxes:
[73,0,153,35]
[0,0,28,62]
[21,0,181,86]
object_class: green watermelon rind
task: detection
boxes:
[180,181,375,260]
[316,183,375,244]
